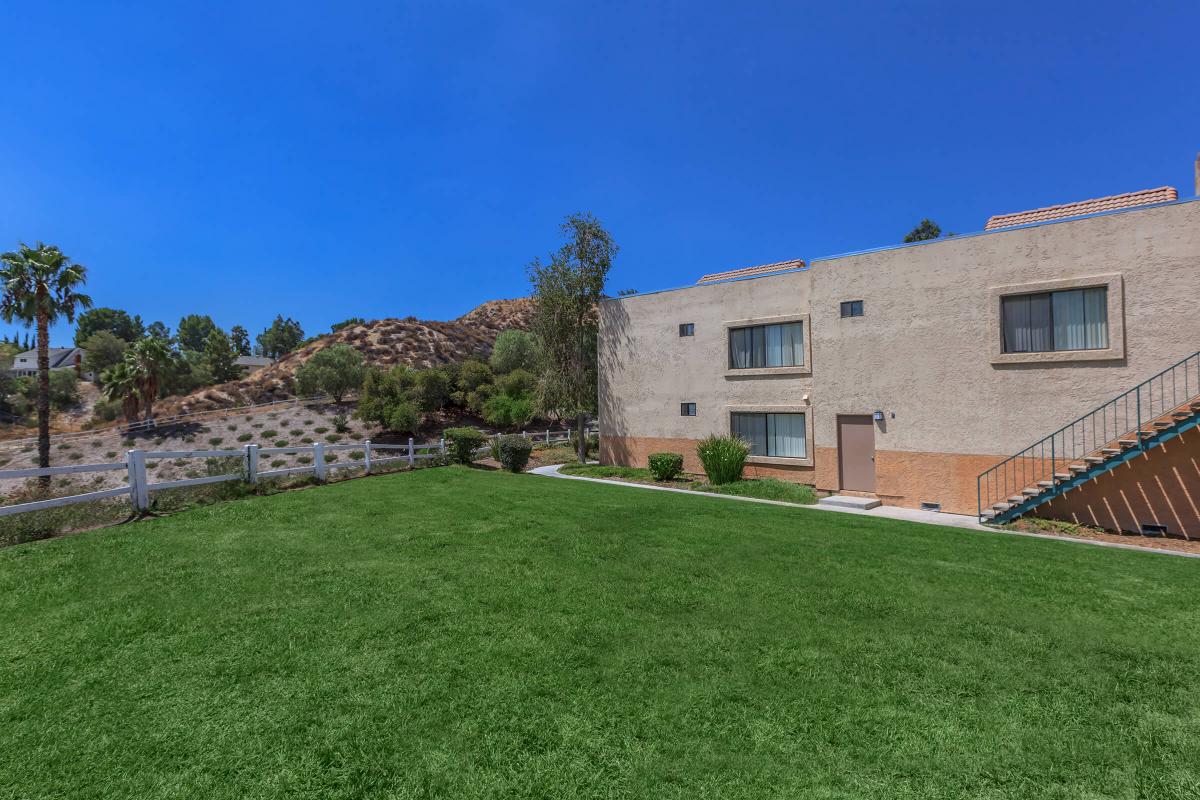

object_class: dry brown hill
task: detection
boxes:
[158,298,534,414]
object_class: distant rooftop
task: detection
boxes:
[697,258,805,285]
[984,186,1178,231]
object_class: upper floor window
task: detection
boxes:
[680,402,697,416]
[679,323,694,337]
[1001,286,1108,353]
[840,300,864,318]
[728,321,804,369]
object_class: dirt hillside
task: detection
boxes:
[158,298,534,414]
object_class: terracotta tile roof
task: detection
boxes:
[697,259,805,285]
[984,186,1178,231]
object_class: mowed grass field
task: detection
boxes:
[1,467,1198,799]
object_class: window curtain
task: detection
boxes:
[731,413,767,455]
[1052,289,1086,351]
[781,322,804,366]
[1083,287,1109,349]
[767,413,806,458]
[729,329,751,368]
[1002,293,1052,353]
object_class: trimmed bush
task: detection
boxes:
[324,434,341,443]
[496,434,533,473]
[236,433,253,442]
[290,429,303,437]
[696,434,749,485]
[444,427,488,464]
[261,430,278,439]
[270,459,286,468]
[207,437,224,447]
[647,452,684,481]
[313,427,328,434]
[332,413,350,433]
[274,439,288,448]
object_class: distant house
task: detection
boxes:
[8,347,94,381]
[235,355,274,374]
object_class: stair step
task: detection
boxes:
[981,511,996,521]
[1021,488,1042,497]
[1069,464,1088,473]
[1053,473,1071,480]
[1008,495,1026,503]
[1039,480,1058,487]
[1118,439,1138,446]
[1191,402,1200,411]
[1101,448,1122,455]
[1084,456,1105,464]
[1173,412,1192,420]
[992,502,1013,511]
[1152,420,1173,428]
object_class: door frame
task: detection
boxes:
[836,413,877,492]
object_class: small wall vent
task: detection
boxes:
[920,502,941,513]
[1140,523,1169,536]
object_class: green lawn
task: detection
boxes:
[2,467,1198,799]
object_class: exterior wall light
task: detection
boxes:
[872,410,885,421]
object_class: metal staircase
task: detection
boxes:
[977,351,1200,524]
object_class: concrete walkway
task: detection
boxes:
[529,464,1200,559]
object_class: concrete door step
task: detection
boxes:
[818,495,882,510]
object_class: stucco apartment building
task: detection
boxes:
[598,164,1200,535]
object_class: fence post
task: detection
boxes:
[364,440,372,474]
[545,429,550,444]
[521,430,526,439]
[439,437,446,456]
[408,437,415,468]
[566,428,571,443]
[126,449,148,512]
[244,443,259,485]
[314,442,326,482]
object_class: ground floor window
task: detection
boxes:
[731,412,807,458]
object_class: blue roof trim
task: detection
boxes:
[605,193,1199,302]
[809,194,1200,264]
[604,264,811,301]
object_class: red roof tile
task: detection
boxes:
[984,186,1178,230]
[697,259,805,285]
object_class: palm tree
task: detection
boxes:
[100,361,141,423]
[124,338,172,420]
[0,243,91,479]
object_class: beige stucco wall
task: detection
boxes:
[598,198,1200,511]
[808,198,1200,456]
[598,269,814,454]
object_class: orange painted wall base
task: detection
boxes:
[601,435,1004,515]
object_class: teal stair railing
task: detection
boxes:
[977,350,1200,523]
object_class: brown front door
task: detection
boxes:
[838,415,876,492]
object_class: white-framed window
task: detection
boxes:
[731,411,807,458]
[728,321,804,369]
[1001,286,1108,353]
[680,402,696,416]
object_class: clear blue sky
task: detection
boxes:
[2,1,1197,347]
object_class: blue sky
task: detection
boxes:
[2,1,1197,346]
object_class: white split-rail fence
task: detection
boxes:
[0,427,594,520]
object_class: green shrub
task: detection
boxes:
[207,437,224,447]
[313,426,328,434]
[332,412,350,433]
[301,436,314,444]
[647,452,684,481]
[92,398,122,423]
[350,431,364,441]
[261,430,278,438]
[324,434,341,443]
[496,434,533,473]
[348,450,364,461]
[58,442,72,450]
[104,451,118,459]
[250,422,263,429]
[270,459,286,468]
[236,432,253,442]
[483,393,534,428]
[444,427,488,464]
[274,439,288,448]
[385,401,422,434]
[297,454,313,464]
[289,428,303,437]
[68,451,83,461]
[324,453,337,463]
[587,433,599,456]
[696,434,749,485]
[227,424,238,432]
